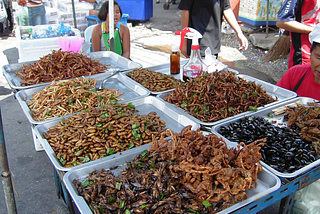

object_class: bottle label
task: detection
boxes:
[190,65,201,70]
[183,70,201,77]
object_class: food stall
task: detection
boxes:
[2,44,320,214]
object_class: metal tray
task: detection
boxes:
[123,61,239,95]
[2,51,142,91]
[211,97,320,178]
[33,96,200,171]
[157,74,297,127]
[15,74,150,125]
[122,62,185,95]
[63,141,281,214]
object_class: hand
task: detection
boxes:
[181,43,189,58]
[237,32,248,51]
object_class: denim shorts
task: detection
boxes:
[28,5,46,26]
[94,0,105,11]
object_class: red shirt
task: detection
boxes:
[276,64,320,100]
[277,0,320,68]
[27,0,42,6]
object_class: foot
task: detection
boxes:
[156,0,160,3]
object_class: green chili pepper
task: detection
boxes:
[139,204,149,209]
[202,200,212,208]
[127,102,134,109]
[106,148,115,155]
[150,162,155,169]
[141,150,149,158]
[135,162,143,168]
[119,200,125,209]
[80,179,92,188]
[249,106,258,112]
[128,142,135,149]
[116,182,122,190]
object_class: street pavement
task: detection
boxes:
[0,2,280,214]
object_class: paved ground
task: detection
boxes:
[0,2,281,214]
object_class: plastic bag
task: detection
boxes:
[0,0,7,24]
[292,179,320,214]
[57,36,85,53]
[203,47,228,73]
[18,5,28,26]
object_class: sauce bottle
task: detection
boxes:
[170,45,180,75]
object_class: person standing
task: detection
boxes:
[276,24,320,100]
[277,0,320,68]
[4,0,13,34]
[17,0,46,26]
[91,1,130,59]
[178,0,248,58]
[79,0,106,15]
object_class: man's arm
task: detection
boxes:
[277,21,314,34]
[180,10,190,57]
[276,0,314,34]
[223,8,248,50]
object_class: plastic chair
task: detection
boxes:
[84,24,97,53]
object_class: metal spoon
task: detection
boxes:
[97,69,121,90]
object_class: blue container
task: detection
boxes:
[117,0,153,21]
[239,16,277,28]
[85,14,129,27]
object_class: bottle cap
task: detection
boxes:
[172,45,179,52]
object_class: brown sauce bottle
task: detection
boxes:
[170,45,180,75]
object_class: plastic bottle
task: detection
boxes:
[46,26,56,38]
[46,26,52,37]
[38,26,48,38]
[28,28,33,39]
[57,23,66,36]
[178,27,208,82]
[170,45,180,75]
[65,26,71,36]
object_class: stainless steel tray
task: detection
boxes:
[211,97,320,178]
[63,141,281,214]
[2,51,142,91]
[123,61,239,95]
[34,96,200,171]
[87,51,142,72]
[15,74,150,125]
[122,62,184,96]
[157,74,297,127]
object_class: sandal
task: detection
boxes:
[156,0,160,3]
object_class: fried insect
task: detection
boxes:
[14,49,109,86]
[26,77,123,121]
[126,68,183,92]
[43,104,167,167]
[285,102,320,153]
[163,70,277,122]
[74,126,263,213]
